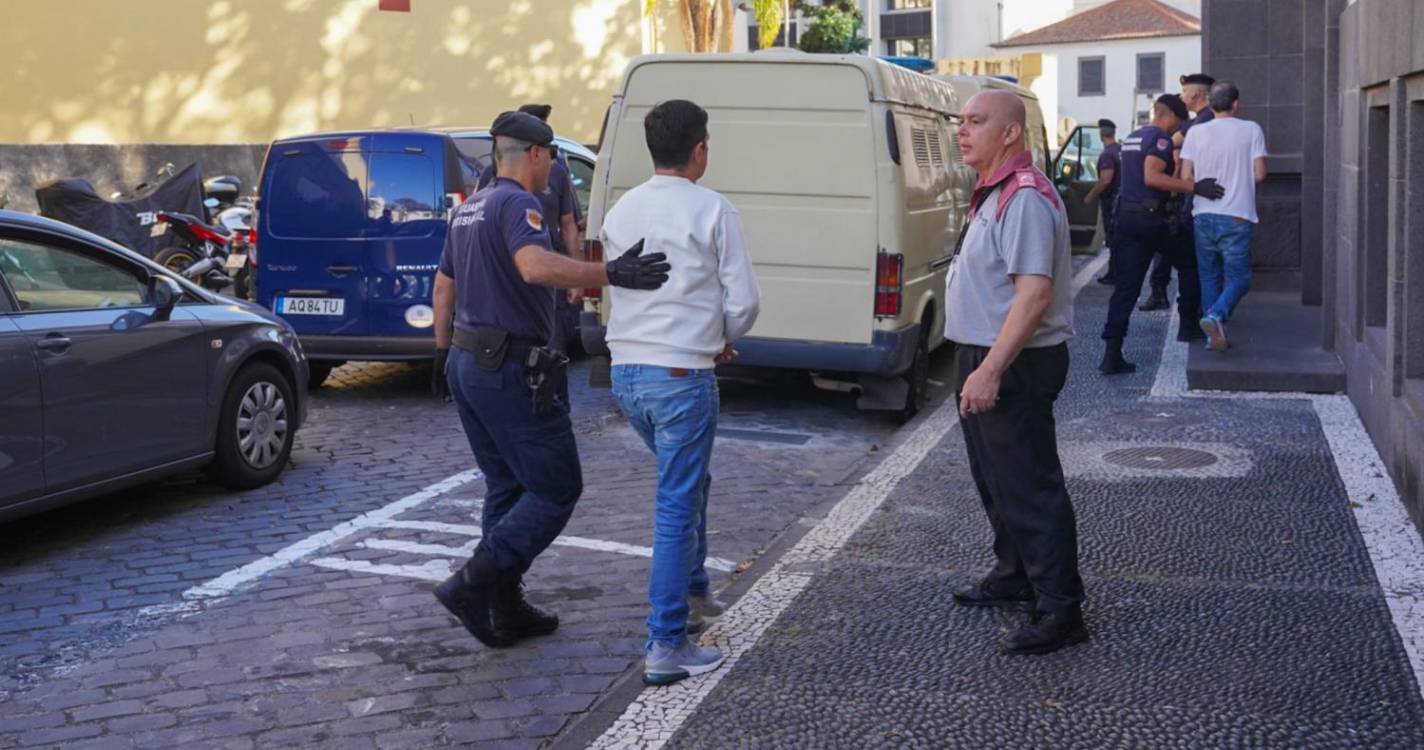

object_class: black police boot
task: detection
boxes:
[1138,290,1169,311]
[491,576,559,639]
[952,580,1035,612]
[1000,610,1089,655]
[1096,273,1116,286]
[1098,338,1137,375]
[433,544,517,649]
[1176,321,1207,342]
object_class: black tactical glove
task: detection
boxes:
[1193,178,1225,200]
[605,239,670,290]
[432,348,451,401]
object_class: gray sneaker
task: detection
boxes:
[686,594,727,635]
[1200,315,1228,352]
[643,640,725,686]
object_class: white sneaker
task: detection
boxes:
[1200,315,1228,352]
[643,640,725,686]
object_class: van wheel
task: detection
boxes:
[210,362,295,490]
[308,361,337,389]
[895,334,930,425]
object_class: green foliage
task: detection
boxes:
[795,1,870,55]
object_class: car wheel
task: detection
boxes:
[155,246,199,275]
[308,361,337,389]
[210,362,296,490]
[895,332,930,425]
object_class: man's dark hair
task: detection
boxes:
[644,100,708,169]
[1209,81,1240,113]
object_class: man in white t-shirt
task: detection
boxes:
[1180,81,1268,351]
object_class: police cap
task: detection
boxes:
[517,103,553,121]
[1155,93,1189,120]
[490,111,554,146]
[1179,73,1216,87]
[1097,118,1116,130]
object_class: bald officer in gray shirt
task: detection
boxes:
[945,90,1086,656]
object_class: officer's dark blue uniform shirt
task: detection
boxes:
[1118,125,1176,206]
[438,177,554,341]
[1097,142,1122,200]
[476,160,578,253]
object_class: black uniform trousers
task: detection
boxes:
[1147,249,1173,295]
[446,347,583,575]
[1100,195,1119,279]
[1102,211,1202,341]
[952,343,1084,616]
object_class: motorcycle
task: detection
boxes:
[152,210,251,296]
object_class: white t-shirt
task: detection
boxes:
[1181,116,1268,223]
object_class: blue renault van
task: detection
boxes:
[254,130,467,387]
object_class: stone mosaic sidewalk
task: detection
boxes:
[575,275,1424,749]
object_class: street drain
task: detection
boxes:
[1102,446,1219,470]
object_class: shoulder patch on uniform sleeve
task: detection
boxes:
[525,209,544,232]
[1018,173,1036,186]
[1157,138,1171,151]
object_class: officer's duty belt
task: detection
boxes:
[452,326,542,369]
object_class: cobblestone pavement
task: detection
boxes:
[0,313,969,749]
[579,277,1424,748]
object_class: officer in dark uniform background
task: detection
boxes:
[1084,118,1121,285]
[430,111,671,648]
[1140,73,1217,313]
[1100,94,1223,375]
[476,103,584,345]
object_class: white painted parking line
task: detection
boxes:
[590,248,1111,749]
[362,537,477,557]
[355,519,740,573]
[307,557,452,583]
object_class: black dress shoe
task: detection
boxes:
[433,545,517,648]
[1138,293,1169,311]
[1176,324,1207,342]
[952,582,1035,611]
[492,578,559,639]
[999,611,1089,655]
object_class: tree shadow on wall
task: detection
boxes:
[3,0,642,147]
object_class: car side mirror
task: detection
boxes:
[151,276,183,321]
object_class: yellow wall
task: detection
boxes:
[0,0,653,145]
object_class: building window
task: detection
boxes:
[1362,105,1390,333]
[1136,53,1165,93]
[887,0,930,9]
[888,37,932,57]
[1078,57,1105,97]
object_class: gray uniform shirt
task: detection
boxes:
[943,184,1075,348]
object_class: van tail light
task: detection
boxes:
[583,238,603,299]
[875,251,903,317]
[247,228,258,266]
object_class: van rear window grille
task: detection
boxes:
[911,129,931,167]
[927,130,944,167]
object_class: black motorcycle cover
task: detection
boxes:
[35,163,207,259]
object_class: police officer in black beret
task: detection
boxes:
[1141,73,1218,313]
[1084,118,1121,285]
[430,111,671,647]
[1100,94,1224,374]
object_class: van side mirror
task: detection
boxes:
[151,276,184,321]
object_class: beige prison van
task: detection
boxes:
[581,53,1048,420]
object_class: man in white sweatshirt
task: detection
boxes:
[600,99,760,686]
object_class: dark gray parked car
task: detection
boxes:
[0,210,308,522]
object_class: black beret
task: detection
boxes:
[1155,93,1189,120]
[490,111,553,146]
[517,103,553,122]
[1097,118,1117,130]
[1179,73,1215,87]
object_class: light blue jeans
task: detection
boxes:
[611,365,717,648]
[1194,213,1255,321]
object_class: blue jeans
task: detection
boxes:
[611,365,718,647]
[1194,213,1254,320]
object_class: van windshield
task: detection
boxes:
[265,151,367,239]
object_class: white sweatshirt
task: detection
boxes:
[602,175,761,370]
